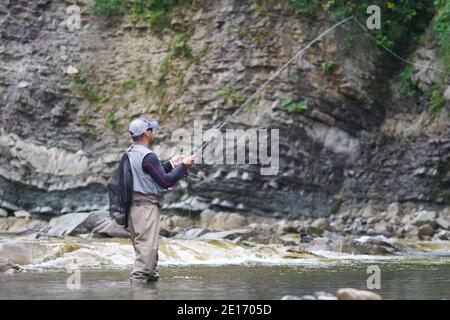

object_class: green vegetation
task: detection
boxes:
[398,68,417,98]
[257,0,434,50]
[432,0,450,70]
[73,74,107,104]
[321,60,334,73]
[282,97,308,113]
[106,111,122,133]
[92,0,191,31]
[158,35,193,82]
[120,78,137,91]
[427,80,446,112]
[170,35,193,59]
[217,84,245,105]
[130,0,190,29]
[91,0,124,17]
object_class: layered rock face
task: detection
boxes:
[0,0,449,218]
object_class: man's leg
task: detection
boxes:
[129,203,160,283]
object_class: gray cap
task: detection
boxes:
[128,118,158,137]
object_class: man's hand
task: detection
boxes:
[170,155,185,168]
[182,155,195,168]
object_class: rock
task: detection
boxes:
[373,220,387,235]
[281,295,302,300]
[14,210,30,218]
[418,224,434,240]
[174,228,210,240]
[311,218,329,230]
[436,217,449,230]
[66,65,79,74]
[17,81,29,88]
[46,212,91,237]
[436,230,450,240]
[386,202,402,221]
[411,210,438,228]
[200,210,248,230]
[160,215,190,230]
[91,217,130,238]
[443,85,450,101]
[314,291,338,300]
[306,226,325,236]
[299,228,315,243]
[342,236,399,255]
[0,243,33,265]
[0,208,7,217]
[197,228,254,241]
[308,237,333,251]
[399,224,418,238]
[337,288,382,300]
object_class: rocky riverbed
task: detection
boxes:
[1,201,449,272]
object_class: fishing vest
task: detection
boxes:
[126,143,166,197]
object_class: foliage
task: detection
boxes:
[91,0,124,17]
[282,97,308,113]
[217,84,245,105]
[73,74,106,104]
[432,0,450,70]
[398,68,417,98]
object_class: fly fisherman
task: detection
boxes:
[126,117,195,285]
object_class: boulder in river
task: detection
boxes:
[91,217,130,238]
[197,228,254,241]
[0,208,8,217]
[418,224,435,240]
[339,236,399,255]
[47,212,92,237]
[200,210,248,230]
[337,288,382,300]
[14,210,31,219]
[411,210,438,228]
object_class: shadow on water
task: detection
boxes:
[1,261,449,300]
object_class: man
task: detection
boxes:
[126,117,194,285]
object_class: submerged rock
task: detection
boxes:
[337,288,382,300]
[174,228,210,240]
[197,228,254,241]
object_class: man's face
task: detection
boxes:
[145,129,153,145]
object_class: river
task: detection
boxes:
[0,235,449,299]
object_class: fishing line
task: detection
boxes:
[190,15,355,156]
[179,15,450,227]
[189,15,449,157]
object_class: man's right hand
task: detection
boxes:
[182,155,195,168]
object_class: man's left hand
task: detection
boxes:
[170,155,185,168]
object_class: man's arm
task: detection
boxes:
[143,153,188,188]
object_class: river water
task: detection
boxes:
[0,235,449,300]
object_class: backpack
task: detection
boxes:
[107,153,133,228]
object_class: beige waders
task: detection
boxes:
[128,192,163,283]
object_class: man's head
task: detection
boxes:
[129,118,158,145]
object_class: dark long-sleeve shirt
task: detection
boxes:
[142,153,187,189]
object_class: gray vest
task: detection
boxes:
[126,143,166,196]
